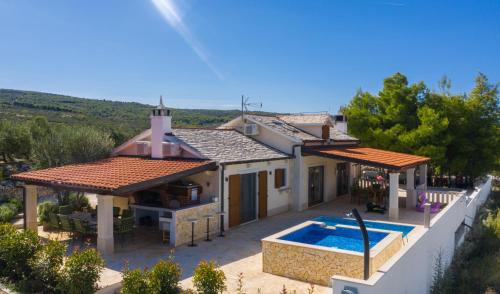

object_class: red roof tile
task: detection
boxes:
[11,157,215,194]
[303,146,430,170]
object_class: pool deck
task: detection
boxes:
[40,194,430,293]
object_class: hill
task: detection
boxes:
[0,89,271,144]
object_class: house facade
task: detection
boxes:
[13,98,430,254]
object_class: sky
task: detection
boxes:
[0,0,499,113]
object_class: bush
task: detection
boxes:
[38,201,59,224]
[30,240,66,293]
[192,260,226,294]
[121,256,182,294]
[121,268,148,294]
[0,225,41,281]
[8,198,22,213]
[58,248,105,294]
[0,204,16,223]
[149,257,182,293]
[68,192,90,211]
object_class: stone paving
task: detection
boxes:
[40,194,430,293]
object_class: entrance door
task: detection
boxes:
[337,163,349,196]
[240,173,257,224]
[258,171,268,219]
[308,166,324,206]
[228,175,241,227]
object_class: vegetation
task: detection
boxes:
[431,188,500,293]
[344,73,499,183]
[121,255,182,294]
[37,201,59,225]
[192,260,226,294]
[0,223,105,293]
[58,248,105,294]
[0,89,271,146]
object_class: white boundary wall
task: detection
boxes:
[332,176,492,294]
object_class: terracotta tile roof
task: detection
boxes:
[303,146,430,170]
[11,157,215,194]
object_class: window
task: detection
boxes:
[275,168,287,189]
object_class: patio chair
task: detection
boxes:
[58,214,75,237]
[58,205,73,215]
[121,209,133,218]
[113,206,121,218]
[48,212,61,230]
[73,218,96,242]
[114,216,135,247]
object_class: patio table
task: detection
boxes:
[70,212,97,227]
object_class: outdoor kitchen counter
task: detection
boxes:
[130,202,219,246]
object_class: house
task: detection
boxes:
[12,98,430,255]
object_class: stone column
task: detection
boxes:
[419,164,427,189]
[25,185,38,232]
[292,145,306,211]
[406,168,416,209]
[389,172,400,221]
[97,194,114,255]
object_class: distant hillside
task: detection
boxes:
[0,89,274,144]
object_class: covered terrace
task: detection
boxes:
[11,156,218,255]
[303,146,431,220]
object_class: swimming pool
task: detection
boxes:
[279,223,388,252]
[314,216,415,237]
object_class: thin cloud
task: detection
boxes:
[151,0,224,80]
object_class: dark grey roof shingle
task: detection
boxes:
[329,127,359,141]
[244,115,319,141]
[172,128,290,164]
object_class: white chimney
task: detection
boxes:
[333,114,348,134]
[150,96,172,159]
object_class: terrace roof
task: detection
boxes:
[11,157,216,195]
[303,146,430,171]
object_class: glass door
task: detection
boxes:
[240,173,257,224]
[308,166,324,206]
[337,163,349,196]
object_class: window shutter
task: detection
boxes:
[275,168,284,188]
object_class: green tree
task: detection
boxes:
[0,120,31,162]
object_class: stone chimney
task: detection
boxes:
[150,96,172,159]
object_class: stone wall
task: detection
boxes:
[262,228,402,286]
[174,202,219,246]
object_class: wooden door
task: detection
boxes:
[258,171,268,219]
[228,175,241,227]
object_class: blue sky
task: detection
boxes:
[0,0,499,113]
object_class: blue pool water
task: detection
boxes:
[279,224,388,252]
[314,216,415,237]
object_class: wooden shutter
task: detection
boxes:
[258,171,268,218]
[228,175,241,227]
[275,168,285,188]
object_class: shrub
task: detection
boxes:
[121,268,148,294]
[192,260,226,294]
[30,239,66,293]
[149,257,182,293]
[0,204,16,223]
[68,192,90,211]
[8,197,22,213]
[58,248,105,294]
[38,201,59,224]
[0,226,41,281]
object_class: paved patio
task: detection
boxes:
[39,193,431,293]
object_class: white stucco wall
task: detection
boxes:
[221,159,292,229]
[294,155,342,210]
[296,125,322,138]
[331,177,492,294]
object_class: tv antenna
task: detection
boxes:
[241,95,262,120]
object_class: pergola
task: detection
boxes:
[11,156,217,254]
[303,146,431,220]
